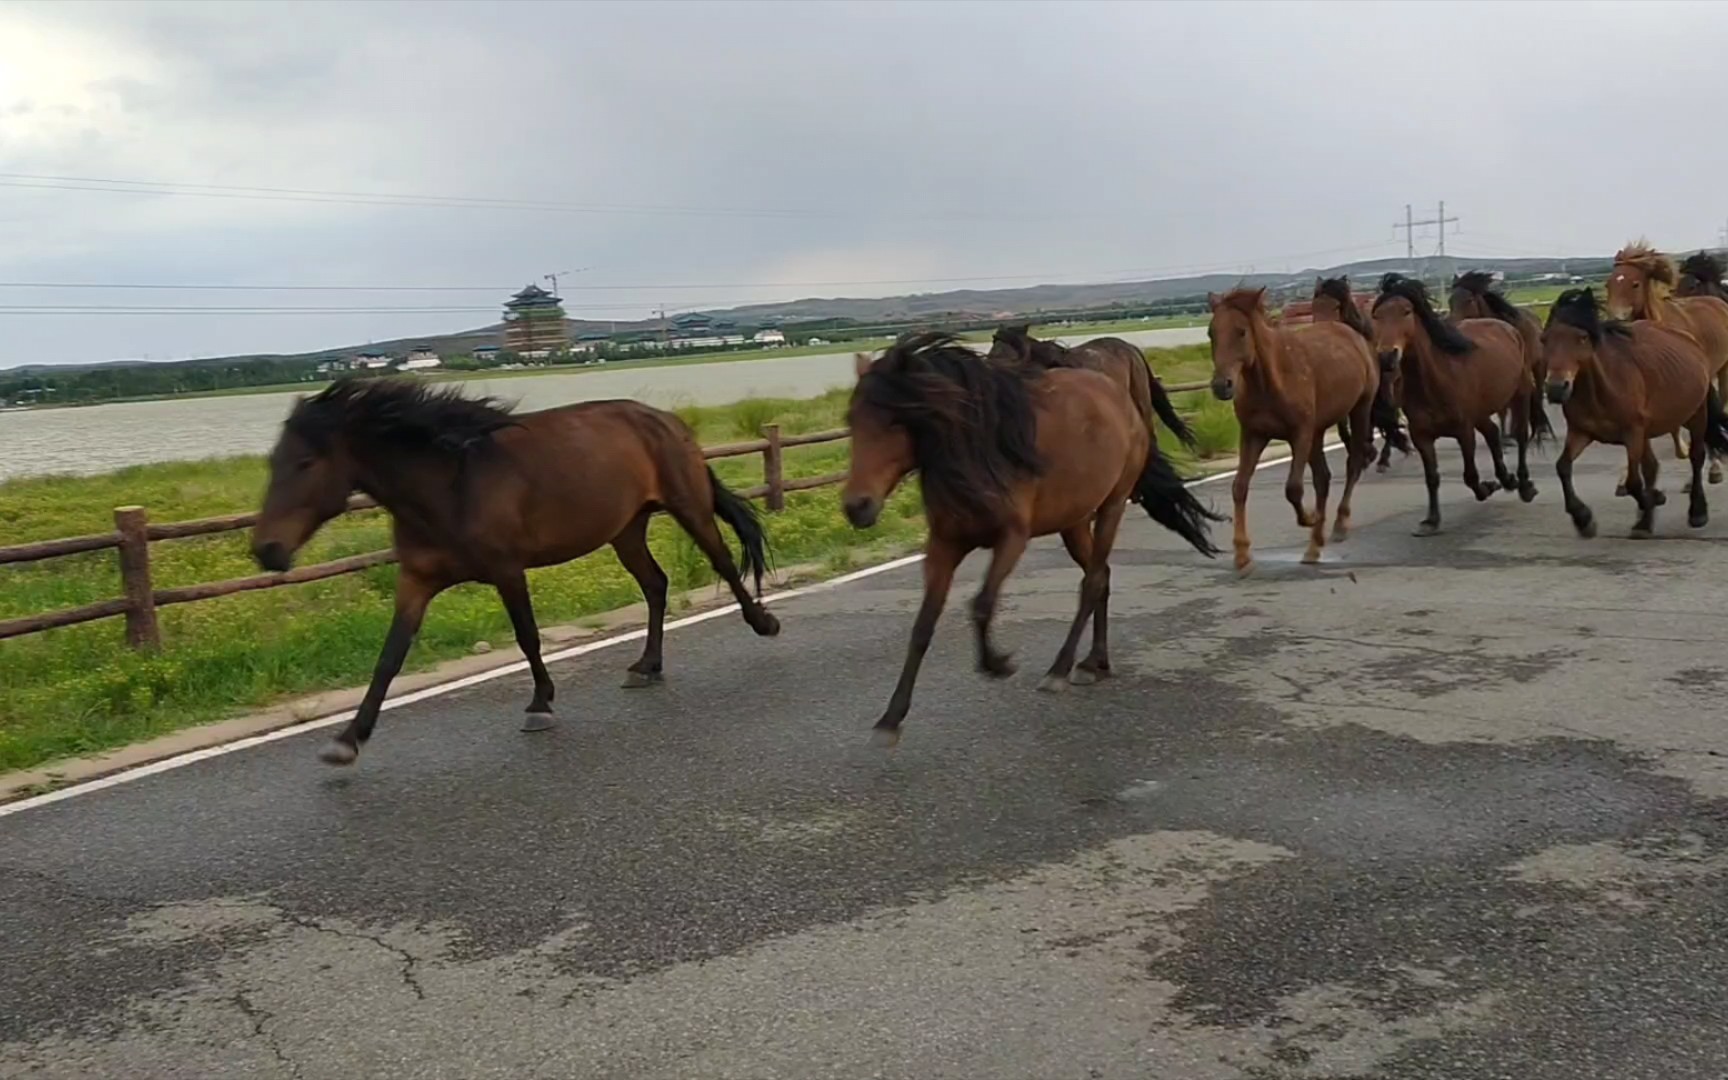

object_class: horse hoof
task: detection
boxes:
[319,741,358,767]
[1072,666,1110,686]
[1576,517,1598,539]
[520,710,555,733]
[1500,477,1518,493]
[1413,521,1441,537]
[1376,462,1390,475]
[1473,486,1495,503]
[1037,674,1071,694]
[869,725,900,749]
[1653,490,1669,507]
[1629,527,1654,540]
[1519,482,1539,503]
[1300,548,1322,565]
[1615,484,1629,498]
[979,656,1017,679]
[754,612,782,637]
[1330,526,1349,542]
[1235,560,1256,578]
[621,670,662,689]
[1712,470,1724,485]
[1690,511,1709,528]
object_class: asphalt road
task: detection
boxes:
[5,438,1728,1079]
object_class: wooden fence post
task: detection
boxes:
[114,506,161,651]
[763,424,785,512]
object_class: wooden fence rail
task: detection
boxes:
[1,377,1212,651]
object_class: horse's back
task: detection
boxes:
[1672,295,1728,368]
[1027,368,1144,532]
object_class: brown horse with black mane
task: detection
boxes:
[988,324,1198,455]
[1677,251,1728,303]
[251,380,780,766]
[1543,288,1728,537]
[841,332,1221,743]
[1208,286,1379,572]
[1449,270,1548,440]
[1312,275,1410,471]
[1604,242,1728,485]
[1372,274,1548,535]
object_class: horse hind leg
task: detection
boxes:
[1303,438,1331,564]
[1059,527,1111,684]
[1459,426,1496,502]
[1478,416,1515,491]
[1041,501,1127,692]
[1333,398,1372,541]
[1688,406,1711,527]
[611,513,669,688]
[971,530,1029,679]
[663,485,780,638]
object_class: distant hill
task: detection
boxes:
[2,252,1624,375]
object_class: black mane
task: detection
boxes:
[1316,275,1372,341]
[1546,287,1631,344]
[855,331,1044,521]
[1451,271,1525,323]
[990,323,1069,368]
[1374,274,1475,355]
[286,378,517,453]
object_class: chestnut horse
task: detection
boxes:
[1371,274,1547,535]
[1449,271,1548,440]
[1311,275,1410,471]
[251,379,780,766]
[1604,242,1728,484]
[841,332,1220,743]
[1208,286,1378,572]
[988,325,1198,452]
[1544,288,1728,537]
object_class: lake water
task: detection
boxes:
[0,326,1207,482]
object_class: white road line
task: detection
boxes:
[0,441,1343,819]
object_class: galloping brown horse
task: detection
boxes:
[1208,286,1378,571]
[1544,288,1728,537]
[1371,274,1547,535]
[1311,275,1410,471]
[251,380,780,766]
[1677,251,1728,303]
[1604,242,1728,484]
[988,324,1198,454]
[841,332,1220,743]
[1449,271,1547,440]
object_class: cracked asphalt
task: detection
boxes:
[5,439,1728,1079]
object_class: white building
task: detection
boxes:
[353,352,393,370]
[752,329,786,347]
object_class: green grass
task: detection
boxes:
[0,363,1240,776]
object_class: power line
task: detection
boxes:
[1392,202,1460,261]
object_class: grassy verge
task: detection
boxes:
[0,350,1240,774]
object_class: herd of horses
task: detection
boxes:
[248,245,1728,764]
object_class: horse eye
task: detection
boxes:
[295,458,315,473]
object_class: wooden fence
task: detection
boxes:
[1,376,1213,652]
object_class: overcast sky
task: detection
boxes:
[3,0,1726,368]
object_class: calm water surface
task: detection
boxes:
[0,327,1205,482]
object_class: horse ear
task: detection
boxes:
[854,352,872,379]
[1252,287,1267,304]
[1207,292,1220,311]
[1314,276,1323,289]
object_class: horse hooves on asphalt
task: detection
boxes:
[621,670,663,689]
[1036,674,1071,694]
[1412,521,1441,537]
[868,725,901,749]
[1071,667,1108,686]
[1519,483,1539,503]
[1629,527,1654,540]
[754,612,782,637]
[1690,511,1709,528]
[1576,517,1598,539]
[520,710,556,732]
[318,741,358,767]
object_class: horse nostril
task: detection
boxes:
[842,496,879,529]
[254,541,291,573]
[1210,378,1234,401]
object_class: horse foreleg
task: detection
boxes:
[1625,431,1658,538]
[1688,406,1711,527]
[1513,398,1539,503]
[971,529,1028,679]
[873,536,964,744]
[1285,428,1318,528]
[1303,438,1331,564]
[1059,527,1111,683]
[1478,416,1515,491]
[322,569,442,765]
[1232,433,1270,575]
[1041,500,1127,692]
[612,513,669,688]
[1712,364,1728,484]
[1334,398,1372,541]
[1413,433,1443,536]
[494,570,559,729]
[1556,427,1596,538]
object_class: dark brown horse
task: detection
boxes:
[1371,274,1547,535]
[841,332,1220,743]
[1605,242,1728,484]
[1544,288,1728,537]
[1208,286,1379,571]
[1677,251,1728,303]
[988,324,1198,454]
[1312,275,1410,471]
[251,379,780,765]
[1449,270,1547,440]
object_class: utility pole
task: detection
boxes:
[1393,202,1460,281]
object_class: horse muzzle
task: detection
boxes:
[253,540,294,573]
[1377,349,1401,373]
[842,494,881,529]
[1546,380,1574,405]
[1210,377,1235,401]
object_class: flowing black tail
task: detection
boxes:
[1371,391,1411,453]
[709,468,772,596]
[1705,388,1728,456]
[1527,391,1554,446]
[1133,450,1224,557]
[1148,374,1198,452]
